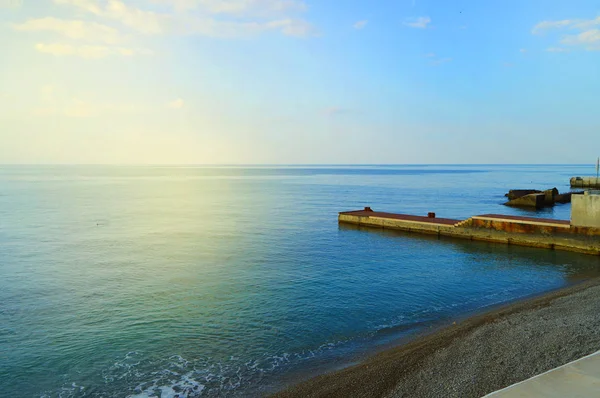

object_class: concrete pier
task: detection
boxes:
[570,176,600,188]
[339,208,600,256]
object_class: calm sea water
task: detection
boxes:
[2,165,600,397]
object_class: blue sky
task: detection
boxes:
[1,0,599,164]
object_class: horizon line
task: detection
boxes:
[0,163,597,167]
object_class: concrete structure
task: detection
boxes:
[504,193,545,208]
[485,350,600,397]
[339,208,600,256]
[570,176,600,188]
[506,189,541,200]
[571,191,600,228]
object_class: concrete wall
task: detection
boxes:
[571,177,600,188]
[571,192,600,228]
[338,214,454,234]
[339,213,600,255]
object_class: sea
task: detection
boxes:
[1,165,600,397]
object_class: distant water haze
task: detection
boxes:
[1,165,600,397]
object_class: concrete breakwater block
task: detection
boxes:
[505,189,542,200]
[571,177,600,188]
[543,188,558,205]
[504,188,563,207]
[504,193,546,208]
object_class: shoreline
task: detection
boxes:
[272,277,600,398]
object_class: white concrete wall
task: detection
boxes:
[571,192,600,228]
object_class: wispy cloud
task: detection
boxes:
[561,29,600,50]
[353,20,367,30]
[532,16,600,51]
[159,0,308,16]
[404,16,431,29]
[424,52,435,57]
[34,43,153,58]
[532,19,575,34]
[532,17,600,34]
[53,0,316,38]
[13,0,317,61]
[54,0,171,34]
[13,17,122,44]
[519,48,527,53]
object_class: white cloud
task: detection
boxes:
[34,43,153,58]
[532,19,574,34]
[12,17,121,44]
[572,16,600,30]
[167,98,185,109]
[353,20,367,30]
[519,48,527,53]
[561,28,600,50]
[532,16,600,51]
[150,0,199,11]
[404,16,430,29]
[171,16,315,37]
[54,0,316,38]
[35,43,79,56]
[54,0,164,34]
[171,0,308,16]
[424,52,435,57]
[533,16,600,34]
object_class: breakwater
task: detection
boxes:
[339,208,600,255]
[571,177,600,188]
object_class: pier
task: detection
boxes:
[571,176,600,188]
[339,193,600,255]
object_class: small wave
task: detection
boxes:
[128,372,206,398]
[370,286,531,334]
[41,289,533,397]
[39,338,354,397]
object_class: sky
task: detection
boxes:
[1,0,599,164]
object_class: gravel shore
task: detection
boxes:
[272,278,600,398]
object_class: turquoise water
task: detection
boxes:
[1,165,599,397]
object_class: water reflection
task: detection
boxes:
[339,223,600,283]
